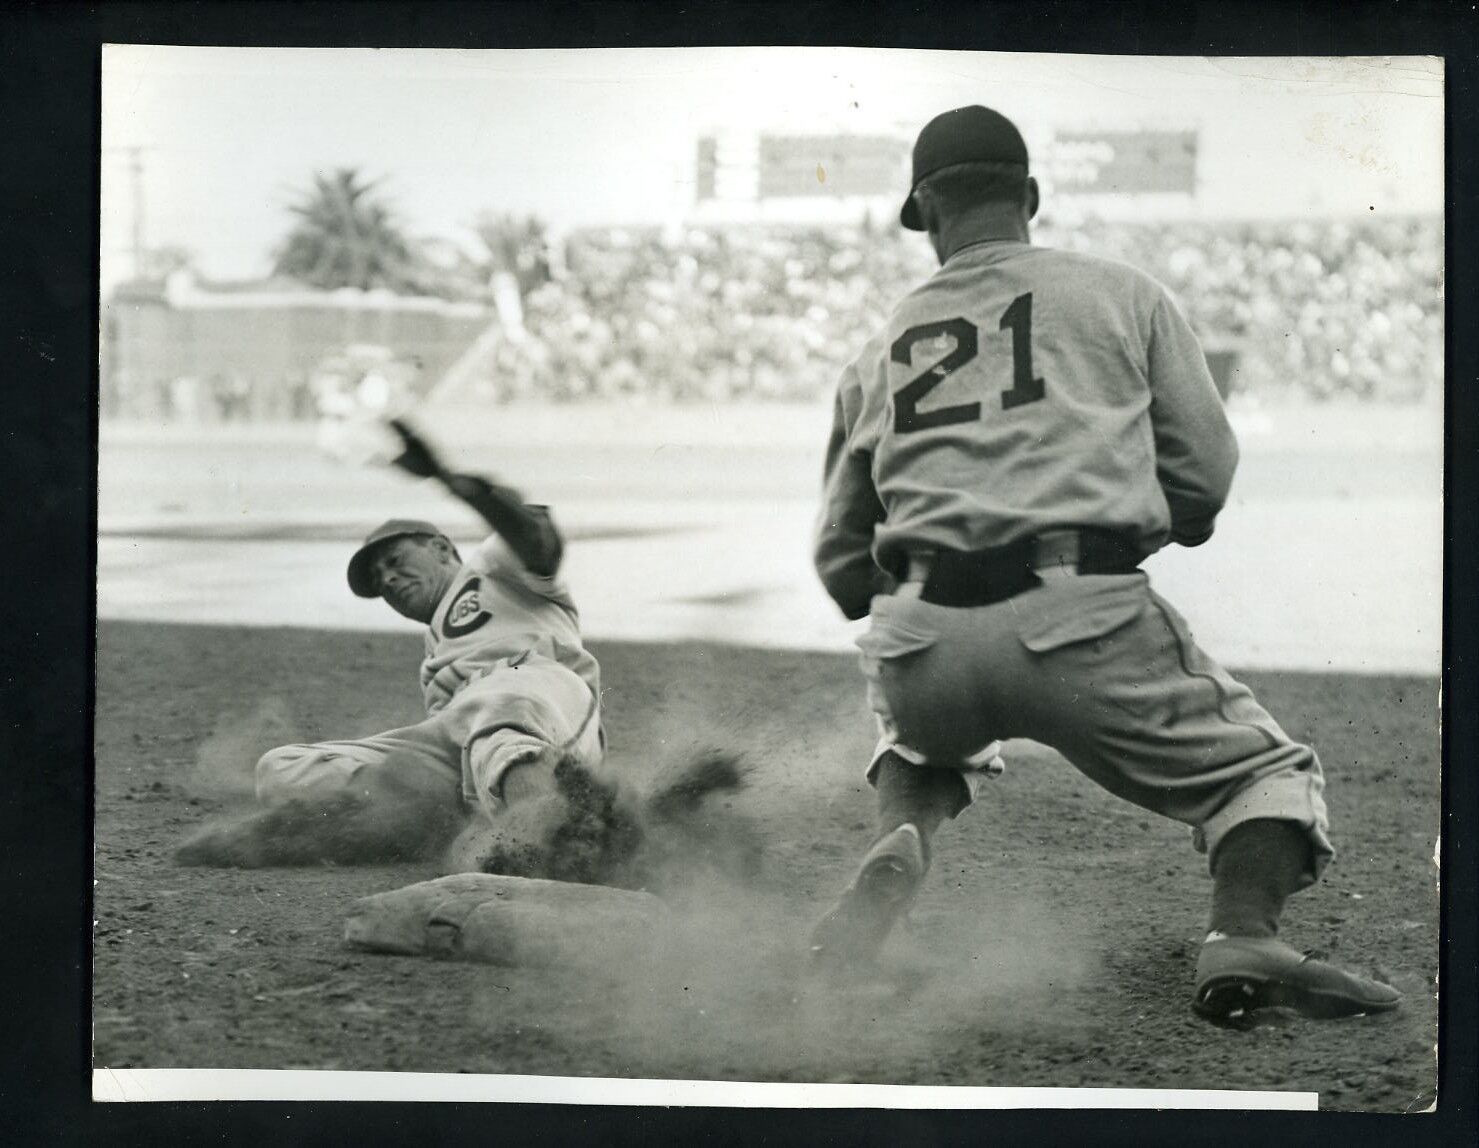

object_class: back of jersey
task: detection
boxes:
[844,239,1196,564]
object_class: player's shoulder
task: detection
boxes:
[843,321,895,381]
[470,534,521,578]
[1033,242,1161,280]
[927,241,1170,303]
[998,243,1173,305]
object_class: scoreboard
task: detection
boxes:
[696,133,909,203]
[691,127,1198,217]
[757,135,909,199]
[1044,131,1198,195]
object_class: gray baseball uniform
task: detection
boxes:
[256,529,604,824]
[815,239,1331,881]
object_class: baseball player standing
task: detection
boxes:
[177,420,607,871]
[808,105,1400,1024]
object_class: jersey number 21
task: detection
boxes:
[890,293,1045,434]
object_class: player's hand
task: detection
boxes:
[387,418,446,479]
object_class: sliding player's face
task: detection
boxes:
[371,536,459,623]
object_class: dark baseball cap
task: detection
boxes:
[347,518,447,598]
[900,105,1029,231]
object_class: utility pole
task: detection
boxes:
[104,145,151,280]
[126,146,146,279]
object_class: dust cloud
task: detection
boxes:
[469,777,1103,1081]
[185,696,298,800]
[176,698,461,866]
[177,708,1102,1072]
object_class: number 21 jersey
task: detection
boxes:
[815,238,1238,615]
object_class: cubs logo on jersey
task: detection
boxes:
[443,578,492,638]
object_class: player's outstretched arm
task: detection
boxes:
[1145,293,1240,547]
[815,393,891,619]
[388,418,564,576]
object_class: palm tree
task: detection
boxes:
[474,212,551,297]
[272,169,426,293]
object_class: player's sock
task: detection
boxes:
[874,752,971,844]
[1207,818,1312,940]
[497,749,557,806]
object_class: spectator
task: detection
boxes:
[105,214,1443,417]
[473,215,1440,406]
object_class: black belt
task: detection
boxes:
[908,529,1143,608]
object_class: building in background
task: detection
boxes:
[102,270,488,422]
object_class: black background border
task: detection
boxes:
[2,2,1473,1143]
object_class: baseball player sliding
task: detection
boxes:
[177,420,608,872]
[809,105,1400,1025]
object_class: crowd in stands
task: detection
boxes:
[480,224,933,404]
[477,213,1441,406]
[102,213,1442,419]
[1045,214,1443,403]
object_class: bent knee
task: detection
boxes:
[476,696,562,741]
[891,726,980,767]
[254,744,362,805]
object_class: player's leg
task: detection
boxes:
[1193,820,1398,1021]
[442,654,604,820]
[874,749,969,840]
[808,747,961,973]
[254,740,369,804]
[178,723,462,867]
[829,582,1160,975]
[254,723,458,807]
[438,655,617,877]
[809,594,1006,972]
[996,580,1401,1022]
[1140,594,1399,1021]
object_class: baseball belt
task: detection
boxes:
[904,528,1144,608]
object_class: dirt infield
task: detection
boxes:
[92,621,1438,1110]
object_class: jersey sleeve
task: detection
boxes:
[1146,290,1240,546]
[814,375,891,620]
[471,516,574,604]
[442,472,565,577]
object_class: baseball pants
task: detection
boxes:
[254,652,604,825]
[859,571,1333,885]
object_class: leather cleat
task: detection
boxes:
[1192,935,1403,1024]
[808,823,929,975]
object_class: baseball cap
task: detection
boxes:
[347,518,447,598]
[900,105,1029,231]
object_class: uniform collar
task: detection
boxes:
[943,237,1030,265]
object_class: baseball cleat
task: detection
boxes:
[808,823,929,974]
[1192,935,1402,1024]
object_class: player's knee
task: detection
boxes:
[254,744,302,790]
[358,755,461,806]
[466,730,553,811]
[254,744,359,805]
[485,697,555,738]
[895,728,970,766]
